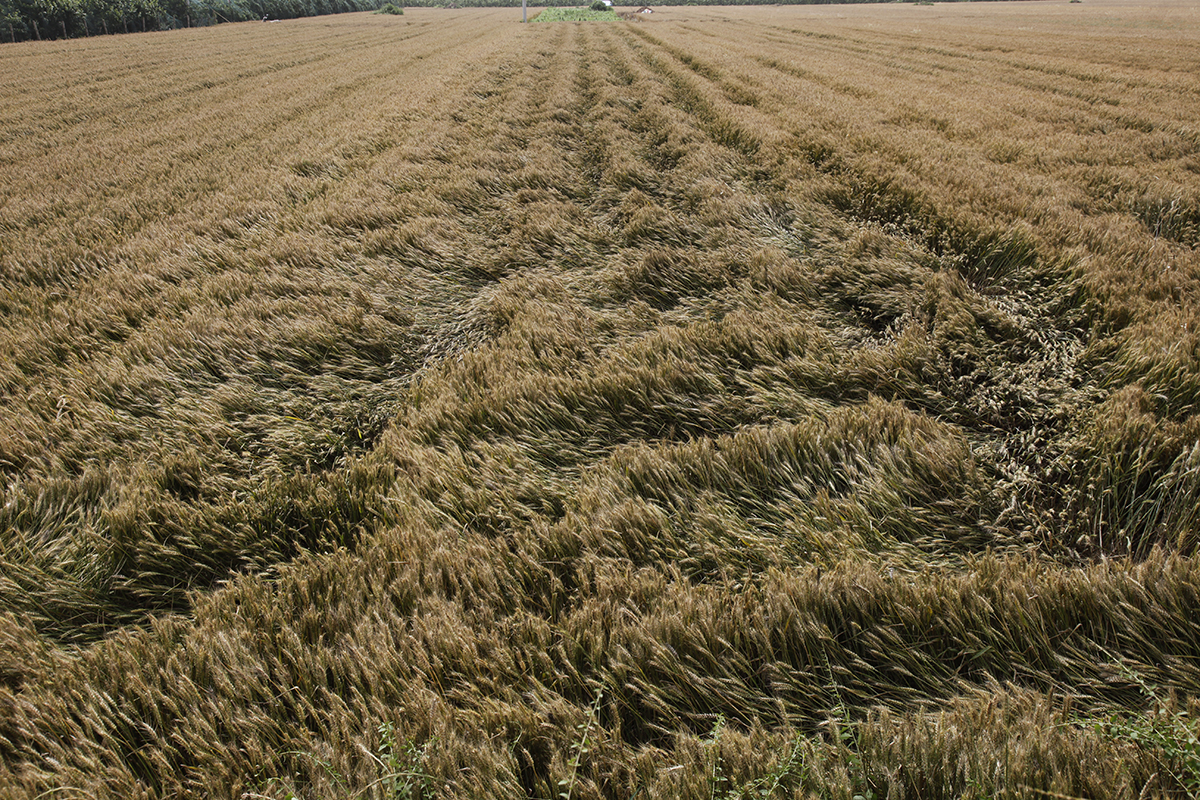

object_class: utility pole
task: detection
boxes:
[522,0,526,22]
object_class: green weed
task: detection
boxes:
[559,688,602,800]
[704,715,809,800]
[1094,662,1200,796]
[535,7,619,22]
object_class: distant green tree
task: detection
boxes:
[0,0,373,40]
[2,0,25,41]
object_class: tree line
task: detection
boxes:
[2,0,378,41]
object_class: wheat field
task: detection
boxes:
[2,1,1200,797]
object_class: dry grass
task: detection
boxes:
[2,2,1200,797]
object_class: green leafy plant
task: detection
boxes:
[377,2,402,12]
[832,712,876,800]
[248,726,434,800]
[748,736,808,799]
[823,655,876,800]
[703,715,810,800]
[1096,665,1200,795]
[373,723,436,799]
[705,715,730,800]
[559,688,603,800]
